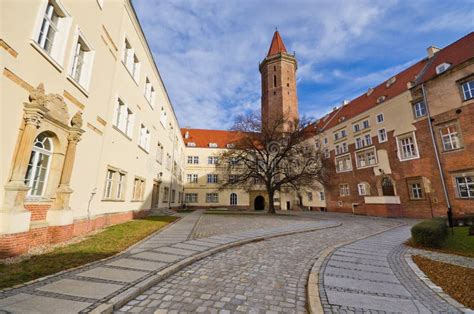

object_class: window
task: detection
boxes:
[208,156,218,165]
[355,148,377,168]
[208,143,218,148]
[132,177,145,201]
[156,143,163,163]
[355,134,372,149]
[335,154,352,172]
[378,128,387,143]
[323,137,328,145]
[307,192,313,201]
[357,183,369,196]
[230,193,238,206]
[323,148,330,159]
[163,187,169,202]
[185,193,198,203]
[455,176,474,199]
[353,124,360,133]
[362,120,370,129]
[25,133,53,197]
[165,153,171,170]
[376,113,384,124]
[439,124,461,151]
[315,140,320,149]
[160,108,167,127]
[341,130,347,138]
[35,0,70,63]
[114,98,134,137]
[407,178,424,200]
[102,167,127,200]
[207,174,218,183]
[171,190,175,203]
[206,193,219,203]
[122,38,140,81]
[413,101,427,118]
[186,174,198,183]
[319,191,325,201]
[229,175,238,183]
[138,124,150,152]
[187,142,196,147]
[69,32,94,89]
[339,184,350,196]
[435,62,451,74]
[397,133,419,160]
[144,77,155,107]
[462,80,474,100]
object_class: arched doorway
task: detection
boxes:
[381,177,395,196]
[230,192,237,206]
[254,195,265,210]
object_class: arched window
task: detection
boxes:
[230,193,238,206]
[24,133,53,196]
[381,177,395,196]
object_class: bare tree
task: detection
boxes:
[217,112,327,214]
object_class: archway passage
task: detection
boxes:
[254,195,265,210]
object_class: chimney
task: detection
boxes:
[184,131,189,139]
[427,46,440,59]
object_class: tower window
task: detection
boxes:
[274,66,276,71]
[273,75,277,87]
[287,83,289,87]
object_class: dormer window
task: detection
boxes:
[184,131,189,139]
[226,143,235,148]
[385,76,396,87]
[435,63,451,75]
[366,88,374,96]
[187,142,196,147]
[376,95,386,104]
[209,143,218,148]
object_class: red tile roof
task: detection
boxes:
[267,31,288,57]
[181,128,245,148]
[416,32,474,84]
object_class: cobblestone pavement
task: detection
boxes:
[408,247,474,269]
[191,213,308,239]
[117,215,401,313]
[320,226,461,313]
[0,210,334,313]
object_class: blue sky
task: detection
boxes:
[133,0,474,130]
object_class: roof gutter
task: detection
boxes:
[421,83,453,229]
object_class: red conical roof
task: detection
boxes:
[267,30,287,57]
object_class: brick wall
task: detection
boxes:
[25,203,50,221]
[0,208,150,258]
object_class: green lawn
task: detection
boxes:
[0,216,177,289]
[409,226,474,258]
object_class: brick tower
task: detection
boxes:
[259,30,298,131]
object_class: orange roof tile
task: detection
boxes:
[181,128,245,148]
[267,31,288,57]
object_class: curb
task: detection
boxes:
[306,223,405,314]
[90,222,342,313]
[0,215,183,294]
[405,254,473,313]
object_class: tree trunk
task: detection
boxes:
[267,189,276,214]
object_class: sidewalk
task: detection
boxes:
[0,211,337,313]
[319,226,462,313]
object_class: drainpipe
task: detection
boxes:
[421,84,453,230]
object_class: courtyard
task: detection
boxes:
[0,210,471,313]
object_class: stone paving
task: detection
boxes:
[319,226,460,313]
[191,213,308,239]
[117,215,401,313]
[0,210,335,313]
[408,247,474,269]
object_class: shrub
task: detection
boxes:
[469,225,474,236]
[411,218,448,248]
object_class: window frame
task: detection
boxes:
[412,100,427,119]
[376,113,384,124]
[396,132,420,161]
[335,153,352,173]
[68,27,95,91]
[355,147,377,169]
[377,128,387,143]
[454,175,474,199]
[339,183,350,197]
[406,178,425,200]
[460,79,474,101]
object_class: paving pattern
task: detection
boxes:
[0,211,335,313]
[408,247,474,269]
[117,216,400,313]
[319,226,460,313]
[191,213,308,239]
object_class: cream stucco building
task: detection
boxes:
[0,0,185,256]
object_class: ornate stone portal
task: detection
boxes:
[0,84,84,235]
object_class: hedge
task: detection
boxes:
[411,218,448,248]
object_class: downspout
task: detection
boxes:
[421,84,453,229]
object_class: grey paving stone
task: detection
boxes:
[324,275,411,297]
[132,251,183,263]
[324,266,399,283]
[154,246,196,256]
[171,243,209,252]
[77,266,148,283]
[107,258,167,271]
[328,260,392,274]
[326,290,430,313]
[0,293,91,313]
[37,279,123,299]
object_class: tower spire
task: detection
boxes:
[267,30,287,57]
